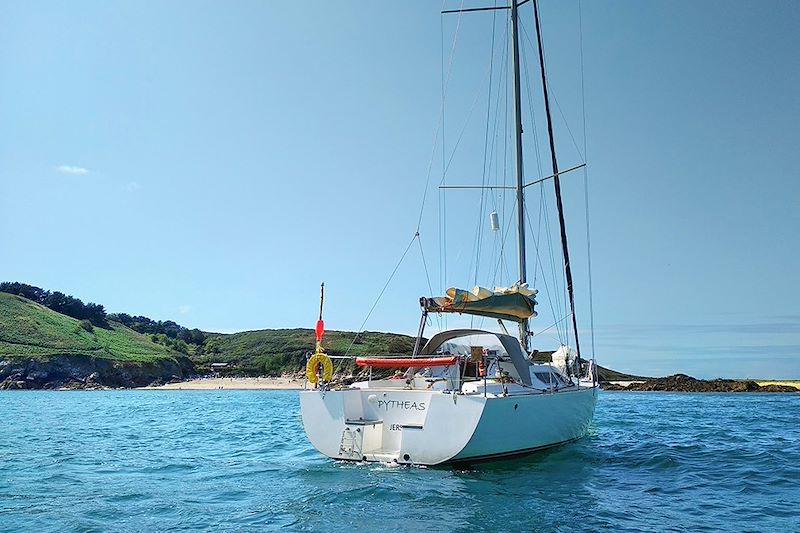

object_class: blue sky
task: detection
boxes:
[1,1,798,378]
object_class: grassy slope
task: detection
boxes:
[0,293,177,362]
[199,329,416,373]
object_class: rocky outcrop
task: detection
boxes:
[0,355,195,390]
[600,382,629,391]
[602,374,799,393]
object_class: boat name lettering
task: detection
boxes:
[376,400,426,411]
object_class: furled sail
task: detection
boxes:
[423,284,537,323]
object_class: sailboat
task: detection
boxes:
[300,0,598,466]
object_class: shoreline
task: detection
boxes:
[140,376,304,390]
[602,375,800,393]
[141,377,800,392]
[1,372,795,391]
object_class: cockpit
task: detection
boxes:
[352,329,575,395]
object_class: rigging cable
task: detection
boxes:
[469,3,501,286]
[532,0,582,361]
[437,1,468,327]
[417,234,436,300]
[337,1,467,371]
[416,0,465,234]
[578,0,597,381]
[520,24,584,161]
[435,2,508,320]
[470,2,499,326]
[519,41,545,290]
[344,233,420,357]
[490,202,516,287]
[416,233,442,330]
[520,26,568,343]
[487,21,510,217]
[486,23,511,292]
[413,0,463,330]
[518,16,563,342]
[525,201,566,345]
[533,311,574,342]
[441,55,503,182]
[500,23,511,285]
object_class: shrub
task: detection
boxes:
[387,336,414,354]
[79,319,94,333]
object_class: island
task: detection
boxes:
[602,374,799,393]
[1,282,797,392]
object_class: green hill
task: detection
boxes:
[198,329,417,374]
[0,293,192,389]
[0,292,177,362]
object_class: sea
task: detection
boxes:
[1,390,798,533]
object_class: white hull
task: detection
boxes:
[300,385,597,466]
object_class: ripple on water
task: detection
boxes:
[1,390,799,532]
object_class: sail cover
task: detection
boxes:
[423,284,537,323]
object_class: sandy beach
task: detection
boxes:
[755,380,800,388]
[141,376,304,390]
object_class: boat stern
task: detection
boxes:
[300,388,486,465]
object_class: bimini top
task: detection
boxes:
[422,284,537,323]
[420,329,533,386]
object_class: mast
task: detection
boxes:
[532,0,582,365]
[509,0,528,349]
[440,1,582,365]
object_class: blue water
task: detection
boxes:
[1,391,798,532]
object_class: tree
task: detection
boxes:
[0,282,49,304]
[189,329,205,345]
[85,303,109,328]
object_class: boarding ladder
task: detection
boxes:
[338,427,362,460]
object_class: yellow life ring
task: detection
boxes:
[306,351,333,384]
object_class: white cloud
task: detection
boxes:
[179,304,191,314]
[127,181,140,192]
[56,165,89,175]
[204,327,241,334]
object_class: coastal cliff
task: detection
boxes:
[0,354,193,390]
